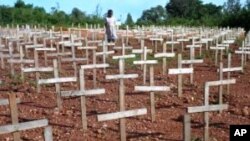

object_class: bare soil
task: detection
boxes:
[0,35,250,141]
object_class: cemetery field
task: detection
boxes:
[0,31,250,141]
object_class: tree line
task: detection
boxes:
[0,0,104,27]
[133,0,250,31]
[1,0,250,31]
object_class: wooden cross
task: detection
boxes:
[182,43,204,84]
[61,35,87,77]
[0,39,7,69]
[22,47,56,92]
[149,37,163,53]
[188,36,202,56]
[201,38,213,50]
[61,67,106,130]
[102,56,139,141]
[135,63,170,122]
[177,38,189,51]
[184,79,235,141]
[7,42,21,76]
[121,25,133,46]
[165,30,179,52]
[7,93,20,141]
[98,108,146,141]
[218,54,242,95]
[7,45,34,81]
[81,61,109,88]
[0,93,53,141]
[96,41,115,73]
[42,35,59,66]
[38,59,77,109]
[47,41,72,70]
[0,98,21,106]
[154,43,175,74]
[77,46,97,64]
[132,47,153,84]
[113,43,133,56]
[210,43,229,66]
[235,41,250,72]
[168,54,193,97]
[24,43,44,58]
[0,45,18,69]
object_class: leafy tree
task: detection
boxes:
[32,7,47,24]
[0,6,13,24]
[245,0,250,9]
[166,0,203,19]
[14,0,25,8]
[70,7,86,24]
[125,13,134,27]
[224,0,241,14]
[137,5,167,25]
[202,3,222,16]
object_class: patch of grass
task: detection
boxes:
[28,80,36,87]
[125,54,141,69]
[148,54,162,63]
[201,50,214,61]
[223,48,234,59]
[40,73,54,79]
[195,55,203,59]
[10,74,22,86]
[0,80,4,86]
[235,36,244,47]
[107,57,118,66]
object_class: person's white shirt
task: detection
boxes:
[105,16,117,40]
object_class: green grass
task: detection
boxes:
[10,74,23,86]
[124,54,141,69]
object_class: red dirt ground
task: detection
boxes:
[0,35,250,141]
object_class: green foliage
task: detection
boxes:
[1,0,250,32]
[137,5,167,25]
[10,74,22,86]
[166,0,204,19]
[224,0,241,14]
[125,13,134,27]
[135,0,250,32]
[125,54,141,69]
[0,0,104,27]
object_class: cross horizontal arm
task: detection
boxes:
[0,119,48,134]
[61,89,105,97]
[135,86,170,92]
[38,77,77,84]
[188,104,228,113]
[98,108,147,121]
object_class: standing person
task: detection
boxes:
[105,9,117,42]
